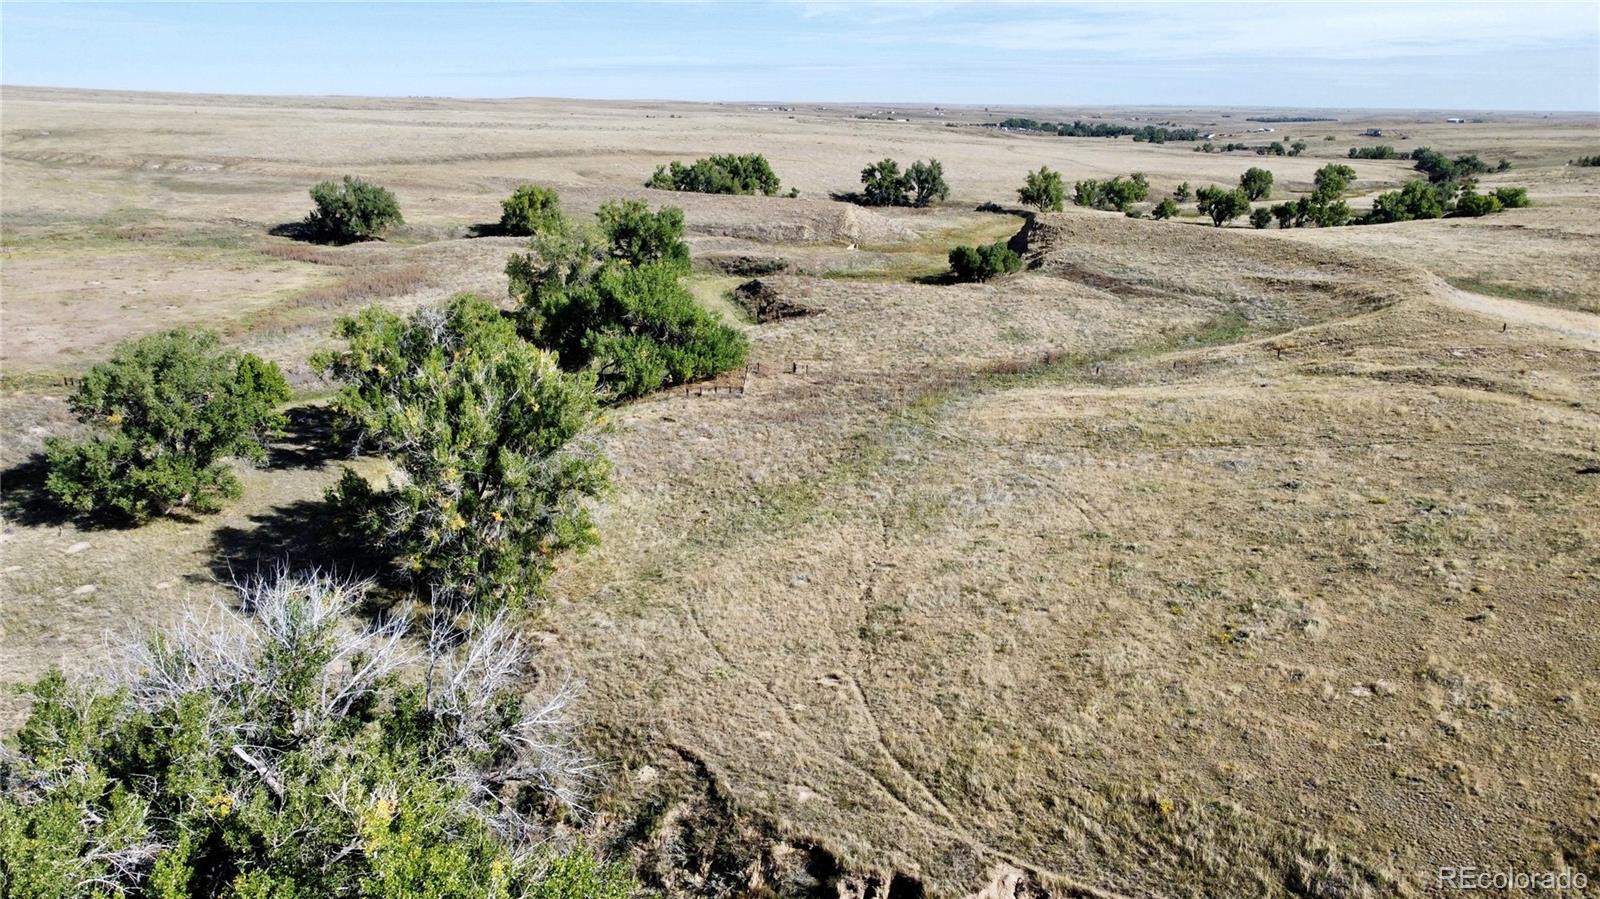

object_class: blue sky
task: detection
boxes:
[3,2,1597,110]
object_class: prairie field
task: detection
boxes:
[2,86,1598,897]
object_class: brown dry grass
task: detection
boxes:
[2,87,1598,898]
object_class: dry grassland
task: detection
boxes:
[2,87,1598,897]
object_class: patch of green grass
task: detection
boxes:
[1182,310,1250,347]
[687,274,754,326]
[823,214,1027,284]
[819,255,948,284]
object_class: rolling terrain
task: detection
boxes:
[2,87,1598,897]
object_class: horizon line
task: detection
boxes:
[3,83,1596,118]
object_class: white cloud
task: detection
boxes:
[847,1,1598,60]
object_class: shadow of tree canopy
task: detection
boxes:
[466,222,513,238]
[267,221,317,242]
[267,221,383,247]
[0,453,88,529]
[204,496,397,600]
[269,404,348,470]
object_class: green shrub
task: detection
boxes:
[44,330,290,523]
[1239,167,1274,201]
[506,199,745,402]
[499,183,565,236]
[0,572,636,898]
[315,296,610,608]
[1452,192,1503,217]
[1270,202,1295,229]
[1173,182,1192,202]
[1195,185,1251,226]
[520,260,746,401]
[1072,173,1148,212]
[1348,146,1402,160]
[1249,207,1273,229]
[596,198,690,272]
[304,176,402,244]
[1493,186,1530,209]
[1363,179,1446,224]
[1573,155,1600,167]
[948,241,1022,282]
[648,153,781,195]
[1410,147,1489,184]
[1152,197,1180,220]
[1018,166,1065,212]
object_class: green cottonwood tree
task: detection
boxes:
[517,259,747,401]
[1363,180,1446,224]
[1239,167,1274,201]
[859,158,911,206]
[45,330,290,523]
[907,159,950,207]
[1195,186,1252,227]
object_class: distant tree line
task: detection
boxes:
[995,118,1201,143]
[1253,141,1306,157]
[1349,145,1408,160]
[1572,155,1600,166]
[1246,116,1335,123]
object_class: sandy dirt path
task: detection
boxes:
[1439,286,1600,351]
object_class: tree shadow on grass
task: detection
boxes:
[0,453,84,529]
[267,221,318,242]
[466,222,512,238]
[268,404,347,470]
[204,497,396,600]
[0,454,151,531]
[267,222,380,247]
